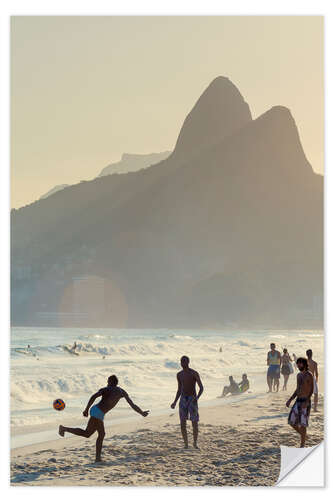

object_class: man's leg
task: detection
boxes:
[267,374,272,392]
[180,418,188,449]
[285,374,289,390]
[192,421,199,449]
[290,423,301,435]
[275,377,279,392]
[314,393,318,412]
[59,417,98,438]
[299,426,307,447]
[95,420,106,462]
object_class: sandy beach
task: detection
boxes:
[11,389,324,487]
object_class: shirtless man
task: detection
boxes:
[221,376,239,397]
[171,356,204,449]
[286,357,313,447]
[59,375,149,462]
[306,349,319,412]
[267,343,281,392]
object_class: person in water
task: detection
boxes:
[267,343,281,392]
[221,376,240,397]
[286,357,313,447]
[281,348,293,391]
[171,355,203,449]
[306,349,319,412]
[238,373,249,393]
[59,375,149,462]
[70,341,77,353]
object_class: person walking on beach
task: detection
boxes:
[267,343,281,392]
[59,375,149,462]
[281,348,293,391]
[306,349,319,412]
[171,355,203,449]
[286,357,313,447]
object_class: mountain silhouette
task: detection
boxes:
[39,184,70,200]
[11,77,323,328]
[99,151,171,177]
[172,76,252,159]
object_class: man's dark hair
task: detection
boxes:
[270,343,276,348]
[181,355,190,364]
[306,349,313,358]
[108,375,118,386]
[296,357,308,370]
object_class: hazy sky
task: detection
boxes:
[11,16,323,208]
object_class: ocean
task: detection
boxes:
[10,327,324,449]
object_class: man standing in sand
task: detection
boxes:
[267,343,281,392]
[59,375,149,462]
[286,357,313,447]
[306,349,319,412]
[171,355,203,449]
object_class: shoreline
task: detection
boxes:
[11,390,324,486]
[10,387,271,451]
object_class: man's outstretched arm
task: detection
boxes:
[171,373,181,409]
[83,390,103,416]
[123,391,149,417]
[195,372,204,400]
[286,373,301,407]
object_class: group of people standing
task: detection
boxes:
[267,343,319,448]
[267,343,319,410]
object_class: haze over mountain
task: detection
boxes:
[11,76,323,329]
[39,184,70,200]
[34,151,171,206]
[98,151,171,177]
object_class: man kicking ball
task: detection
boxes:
[170,355,204,449]
[59,375,149,462]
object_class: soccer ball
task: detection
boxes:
[53,398,66,411]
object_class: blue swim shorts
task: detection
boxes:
[90,404,105,421]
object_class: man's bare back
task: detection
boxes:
[177,368,200,397]
[96,386,125,414]
[307,359,318,380]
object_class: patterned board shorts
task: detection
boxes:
[288,398,311,427]
[179,395,199,422]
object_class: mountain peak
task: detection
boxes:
[173,76,252,158]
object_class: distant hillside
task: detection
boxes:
[98,151,171,177]
[39,184,70,200]
[11,76,323,328]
